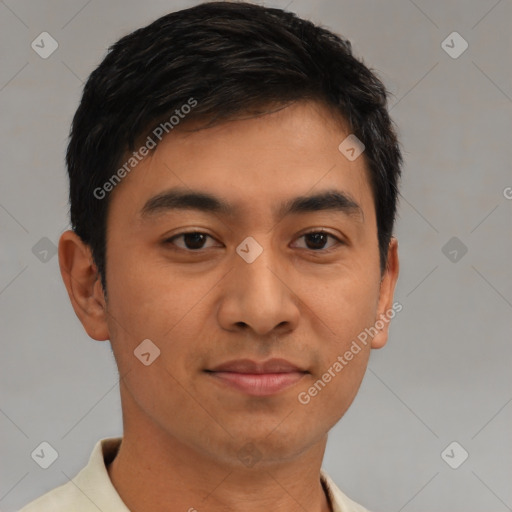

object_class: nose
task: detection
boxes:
[216,239,300,336]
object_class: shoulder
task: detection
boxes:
[321,469,373,512]
[18,437,125,512]
[18,479,93,511]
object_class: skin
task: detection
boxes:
[59,100,399,512]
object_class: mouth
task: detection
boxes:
[204,358,309,397]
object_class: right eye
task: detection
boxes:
[163,231,222,251]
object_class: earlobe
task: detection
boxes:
[58,230,110,341]
[371,237,399,349]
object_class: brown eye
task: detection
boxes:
[165,232,219,250]
[293,230,343,251]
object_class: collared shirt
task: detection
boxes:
[19,437,371,512]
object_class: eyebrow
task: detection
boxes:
[140,187,364,222]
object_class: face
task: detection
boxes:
[61,100,398,467]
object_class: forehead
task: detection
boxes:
[108,100,375,226]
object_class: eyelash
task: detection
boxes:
[163,229,344,252]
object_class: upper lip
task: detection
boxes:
[207,358,307,374]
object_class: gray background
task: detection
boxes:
[1,0,511,511]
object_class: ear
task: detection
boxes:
[371,236,400,349]
[58,230,109,341]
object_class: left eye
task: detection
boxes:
[292,231,342,251]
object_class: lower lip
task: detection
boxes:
[206,371,306,396]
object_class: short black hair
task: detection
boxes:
[66,1,402,294]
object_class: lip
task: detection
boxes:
[208,358,306,374]
[205,358,308,397]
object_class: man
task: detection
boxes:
[20,2,401,511]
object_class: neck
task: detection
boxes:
[107,396,332,512]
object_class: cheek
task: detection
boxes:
[296,341,371,430]
[104,248,217,366]
[300,263,380,341]
[105,241,176,326]
[294,270,378,417]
